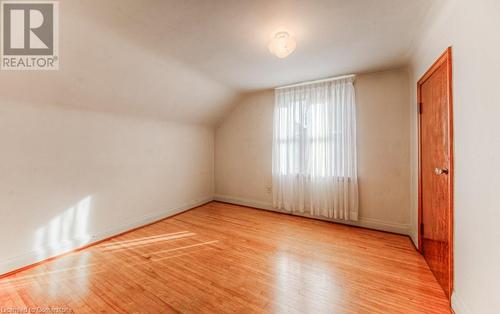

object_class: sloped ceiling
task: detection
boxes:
[0,0,433,125]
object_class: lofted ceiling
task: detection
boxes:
[0,0,433,125]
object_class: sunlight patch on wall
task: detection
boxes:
[33,196,93,261]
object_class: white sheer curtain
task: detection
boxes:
[272,76,359,220]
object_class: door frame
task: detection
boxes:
[417,47,454,299]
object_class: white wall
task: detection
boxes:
[215,68,411,234]
[215,91,274,208]
[408,0,500,313]
[357,70,411,228]
[0,102,214,275]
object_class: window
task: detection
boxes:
[275,103,344,177]
[272,77,359,220]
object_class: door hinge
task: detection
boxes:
[420,222,424,234]
[418,102,423,114]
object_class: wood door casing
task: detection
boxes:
[417,47,454,299]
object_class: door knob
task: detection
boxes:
[434,167,449,175]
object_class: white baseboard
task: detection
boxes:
[215,194,273,211]
[452,291,471,314]
[0,197,212,276]
[409,230,419,249]
[214,194,410,235]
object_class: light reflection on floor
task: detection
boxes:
[98,231,191,248]
[151,240,219,261]
[99,231,196,252]
[1,227,219,302]
[274,252,339,313]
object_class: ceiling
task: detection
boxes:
[0,0,433,125]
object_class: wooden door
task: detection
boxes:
[418,47,454,299]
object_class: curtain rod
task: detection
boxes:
[275,74,356,90]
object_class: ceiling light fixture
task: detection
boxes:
[268,30,296,59]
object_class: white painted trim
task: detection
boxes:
[214,194,410,235]
[451,291,472,314]
[275,74,356,89]
[215,194,273,211]
[409,231,419,249]
[0,197,213,276]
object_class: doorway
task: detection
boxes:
[417,47,454,299]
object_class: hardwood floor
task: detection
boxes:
[0,202,450,313]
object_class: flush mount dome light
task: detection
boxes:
[268,30,296,59]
